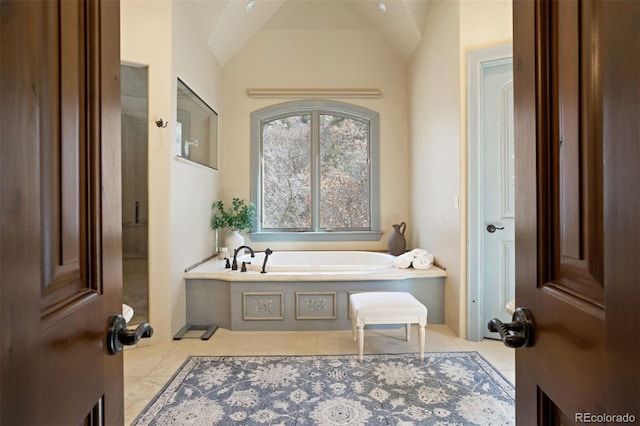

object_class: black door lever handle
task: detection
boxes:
[488,307,533,348]
[487,224,505,233]
[107,314,153,355]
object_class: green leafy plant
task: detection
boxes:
[211,198,257,231]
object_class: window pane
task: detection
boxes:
[319,114,370,229]
[261,115,311,229]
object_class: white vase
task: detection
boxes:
[225,230,245,257]
[213,228,219,254]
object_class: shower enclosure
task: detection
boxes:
[120,64,149,324]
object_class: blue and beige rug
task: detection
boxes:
[132,352,514,425]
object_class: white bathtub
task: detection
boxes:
[184,250,447,331]
[237,250,396,273]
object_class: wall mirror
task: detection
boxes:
[176,78,218,169]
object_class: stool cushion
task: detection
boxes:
[351,292,427,316]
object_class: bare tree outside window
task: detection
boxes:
[251,100,379,239]
[262,115,311,229]
[319,114,369,229]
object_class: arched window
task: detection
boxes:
[250,100,381,241]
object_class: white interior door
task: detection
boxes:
[481,61,515,339]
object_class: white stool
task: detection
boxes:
[350,292,428,362]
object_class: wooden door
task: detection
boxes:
[0,0,123,424]
[514,0,639,423]
[482,59,515,339]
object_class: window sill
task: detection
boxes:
[248,231,383,242]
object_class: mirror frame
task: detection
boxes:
[176,78,218,169]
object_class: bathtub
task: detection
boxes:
[238,250,395,273]
[184,250,446,332]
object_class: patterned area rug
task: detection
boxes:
[132,352,514,425]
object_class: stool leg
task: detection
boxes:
[351,312,357,342]
[405,323,411,341]
[358,326,364,362]
[418,325,425,360]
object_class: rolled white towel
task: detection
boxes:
[122,303,134,323]
[393,251,414,269]
[505,299,516,315]
[406,248,428,257]
[412,253,434,270]
[393,248,430,269]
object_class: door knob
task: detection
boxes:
[488,307,533,348]
[486,224,505,233]
[107,314,153,355]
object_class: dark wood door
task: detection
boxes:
[514,0,639,423]
[1,0,123,424]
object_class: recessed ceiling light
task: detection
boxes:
[377,1,387,12]
[246,0,256,11]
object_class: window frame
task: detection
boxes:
[250,100,381,242]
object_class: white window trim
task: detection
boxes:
[249,100,381,242]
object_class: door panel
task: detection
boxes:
[514,0,639,423]
[550,0,604,305]
[41,0,95,323]
[0,0,123,424]
[483,61,515,339]
[536,0,605,415]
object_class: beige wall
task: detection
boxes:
[409,0,512,337]
[460,0,513,49]
[170,0,223,338]
[221,1,411,252]
[408,0,462,335]
[121,0,222,342]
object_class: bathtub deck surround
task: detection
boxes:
[350,291,428,362]
[184,251,446,332]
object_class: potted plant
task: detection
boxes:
[211,198,256,255]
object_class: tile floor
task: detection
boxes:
[124,325,515,425]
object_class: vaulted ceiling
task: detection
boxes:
[195,0,431,65]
